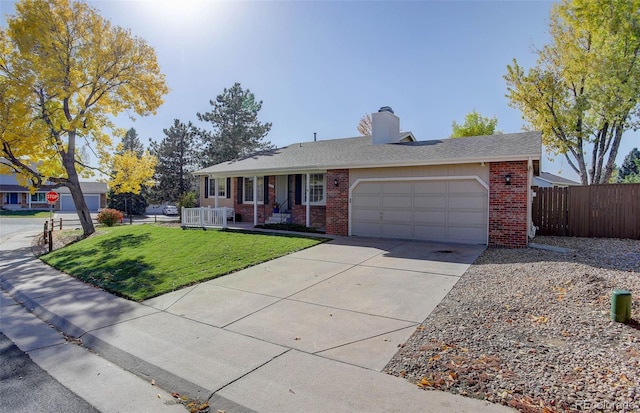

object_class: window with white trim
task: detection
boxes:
[31,192,47,203]
[303,173,326,205]
[208,178,227,198]
[243,176,264,203]
[218,178,227,197]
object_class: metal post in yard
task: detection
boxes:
[49,202,54,234]
[48,228,53,252]
[59,217,62,230]
[43,221,48,242]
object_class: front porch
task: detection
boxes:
[181,207,330,238]
[202,173,330,232]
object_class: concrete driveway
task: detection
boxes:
[1,231,515,412]
[144,237,485,371]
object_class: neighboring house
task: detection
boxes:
[533,171,581,188]
[193,107,542,248]
[0,172,107,212]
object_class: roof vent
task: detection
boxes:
[378,106,394,114]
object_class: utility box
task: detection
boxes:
[610,289,632,323]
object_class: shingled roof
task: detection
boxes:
[194,131,542,176]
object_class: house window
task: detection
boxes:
[31,192,47,203]
[243,177,264,203]
[303,173,325,205]
[218,178,227,197]
[208,178,227,198]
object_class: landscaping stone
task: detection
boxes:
[385,237,640,412]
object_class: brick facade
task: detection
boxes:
[233,176,276,223]
[488,161,529,248]
[325,169,349,236]
[223,165,530,247]
[291,204,326,229]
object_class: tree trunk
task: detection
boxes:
[601,123,625,184]
[62,131,95,237]
[66,176,95,237]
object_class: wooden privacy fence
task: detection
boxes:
[532,183,640,239]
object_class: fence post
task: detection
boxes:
[43,221,48,242]
[200,207,204,227]
[59,217,62,230]
[48,229,53,252]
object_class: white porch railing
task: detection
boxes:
[181,207,234,229]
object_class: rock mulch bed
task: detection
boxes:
[385,237,640,413]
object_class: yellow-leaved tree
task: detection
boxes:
[505,0,640,185]
[0,0,168,236]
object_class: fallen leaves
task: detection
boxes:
[416,371,458,389]
[530,315,549,324]
[186,402,210,412]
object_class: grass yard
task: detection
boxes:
[0,210,50,218]
[41,224,326,301]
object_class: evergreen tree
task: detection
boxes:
[617,148,640,183]
[149,119,197,203]
[197,83,272,167]
[121,128,144,157]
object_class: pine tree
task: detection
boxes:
[617,148,640,183]
[121,128,144,157]
[197,83,272,167]
[149,119,197,203]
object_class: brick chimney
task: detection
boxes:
[371,106,400,144]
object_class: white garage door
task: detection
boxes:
[351,179,488,244]
[60,194,100,212]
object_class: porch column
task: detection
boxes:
[253,175,258,226]
[305,173,310,227]
[213,176,219,208]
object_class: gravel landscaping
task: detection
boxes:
[385,237,640,413]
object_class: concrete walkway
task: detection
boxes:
[0,230,515,412]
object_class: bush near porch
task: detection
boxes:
[41,224,325,301]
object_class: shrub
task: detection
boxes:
[97,208,123,227]
[177,191,198,209]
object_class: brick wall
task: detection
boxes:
[489,161,529,248]
[290,204,326,229]
[233,176,276,223]
[326,169,349,236]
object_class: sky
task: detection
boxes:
[1,0,638,182]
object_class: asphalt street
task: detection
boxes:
[0,332,100,413]
[0,217,49,241]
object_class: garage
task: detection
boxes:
[60,194,100,212]
[350,178,488,244]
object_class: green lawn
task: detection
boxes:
[41,224,325,301]
[0,210,51,218]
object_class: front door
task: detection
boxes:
[9,193,18,204]
[276,175,288,211]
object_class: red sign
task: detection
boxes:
[46,191,59,204]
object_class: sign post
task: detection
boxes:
[46,191,59,238]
